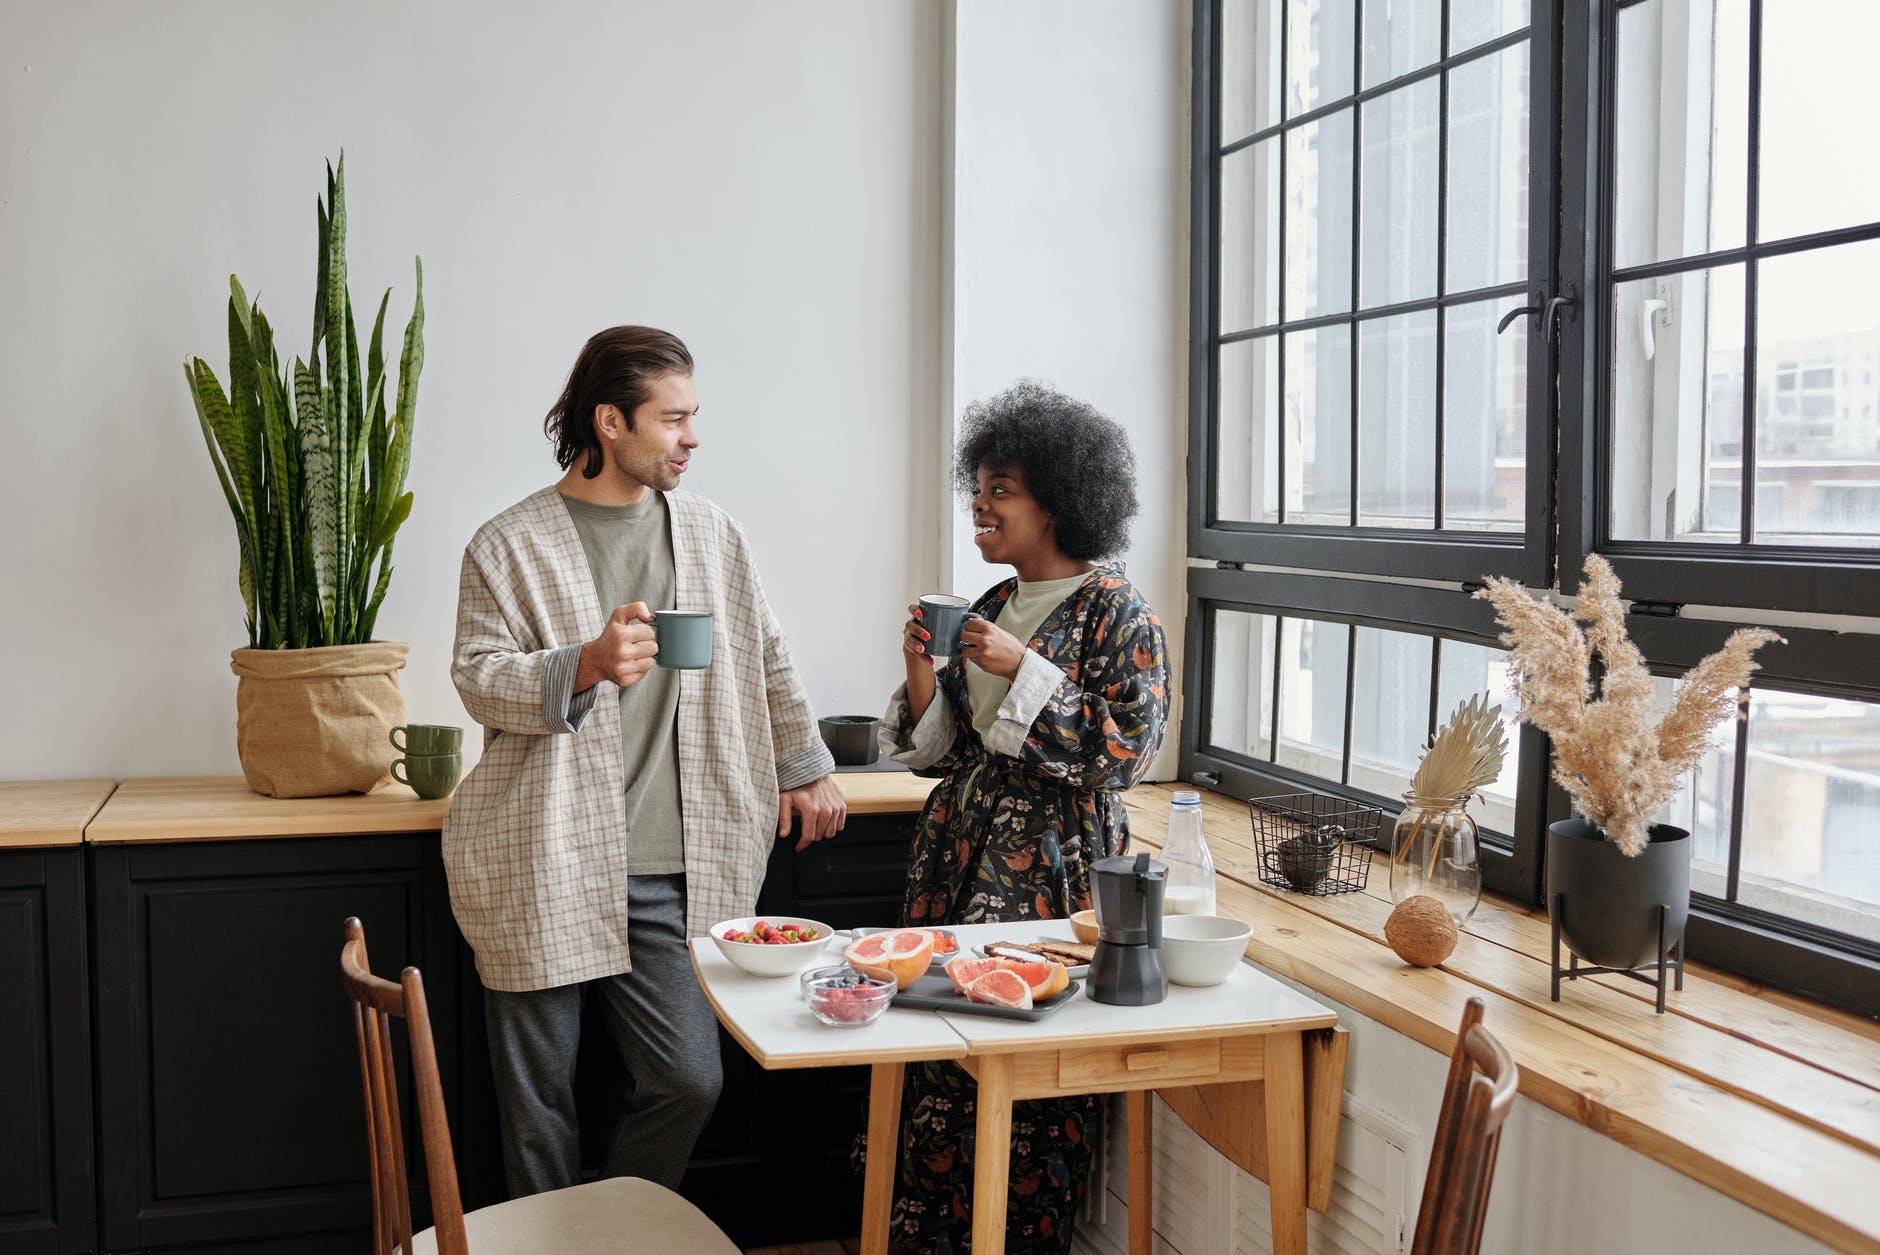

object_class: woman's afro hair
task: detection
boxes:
[953,379,1139,562]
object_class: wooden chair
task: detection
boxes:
[1411,997,1519,1255]
[339,917,737,1255]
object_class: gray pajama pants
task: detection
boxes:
[482,873,723,1197]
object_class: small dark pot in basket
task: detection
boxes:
[1249,793,1383,896]
[1547,818,1690,971]
[819,715,881,766]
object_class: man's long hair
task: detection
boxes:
[544,326,694,478]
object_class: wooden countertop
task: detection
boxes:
[84,771,937,844]
[0,779,117,849]
[1124,783,1880,1254]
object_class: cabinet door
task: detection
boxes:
[92,836,460,1254]
[0,848,94,1255]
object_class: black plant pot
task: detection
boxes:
[818,715,881,766]
[1547,818,1691,971]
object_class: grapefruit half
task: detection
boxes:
[843,929,935,989]
[963,968,1034,1010]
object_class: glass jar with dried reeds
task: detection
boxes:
[1389,695,1508,926]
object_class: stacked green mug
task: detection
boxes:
[390,724,464,799]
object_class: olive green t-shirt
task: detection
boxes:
[966,570,1092,739]
[560,492,686,875]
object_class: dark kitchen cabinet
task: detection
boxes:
[0,847,94,1255]
[90,835,470,1255]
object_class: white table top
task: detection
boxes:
[692,920,1337,1070]
[689,936,968,1069]
[935,921,1337,1052]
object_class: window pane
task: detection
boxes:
[1277,618,1350,777]
[1222,0,1282,143]
[1358,310,1437,527]
[1737,690,1880,945]
[1348,625,1433,798]
[1284,325,1354,524]
[1207,609,1278,760]
[1361,0,1439,89]
[1610,264,1746,542]
[1287,109,1356,318]
[1758,2,1880,243]
[1360,78,1439,308]
[1287,0,1357,118]
[1434,640,1520,834]
[1612,0,1749,269]
[1449,0,1527,54]
[1751,240,1880,547]
[1221,139,1282,334]
[1444,299,1527,531]
[1652,674,1737,903]
[1446,43,1529,294]
[1216,337,1281,523]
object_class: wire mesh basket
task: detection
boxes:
[1247,793,1383,896]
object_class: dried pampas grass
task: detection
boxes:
[1474,555,1780,857]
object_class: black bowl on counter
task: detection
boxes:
[819,715,881,766]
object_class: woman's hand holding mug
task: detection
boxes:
[959,615,1024,679]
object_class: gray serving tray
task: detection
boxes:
[890,972,1081,1021]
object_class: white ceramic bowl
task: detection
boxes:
[1160,915,1254,987]
[709,915,835,977]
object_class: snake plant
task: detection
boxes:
[186,155,423,648]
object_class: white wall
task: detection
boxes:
[0,0,1190,783]
[0,0,945,776]
[948,0,1192,779]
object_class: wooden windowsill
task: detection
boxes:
[1122,783,1880,1255]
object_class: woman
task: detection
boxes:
[879,380,1170,1254]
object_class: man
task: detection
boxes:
[445,325,847,1197]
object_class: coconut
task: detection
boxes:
[1385,896,1459,967]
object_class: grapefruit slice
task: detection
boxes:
[843,929,935,990]
[1002,958,1070,1000]
[963,968,1034,1010]
[944,955,1003,993]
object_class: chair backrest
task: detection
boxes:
[340,917,469,1255]
[1411,997,1519,1255]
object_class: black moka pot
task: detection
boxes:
[1088,851,1169,1005]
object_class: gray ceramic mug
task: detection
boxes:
[653,610,714,670]
[918,594,983,658]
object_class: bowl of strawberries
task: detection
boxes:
[710,916,836,977]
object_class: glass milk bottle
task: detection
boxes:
[1160,791,1217,915]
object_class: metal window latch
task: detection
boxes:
[1192,771,1222,788]
[1498,288,1579,341]
[1629,600,1683,618]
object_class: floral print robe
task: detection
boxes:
[876,568,1169,1255]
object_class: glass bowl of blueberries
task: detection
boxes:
[799,965,896,1027]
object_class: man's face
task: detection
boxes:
[603,371,699,493]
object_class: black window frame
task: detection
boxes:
[1188,0,1880,1018]
[1558,0,1880,616]
[1189,0,1562,587]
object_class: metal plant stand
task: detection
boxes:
[1550,893,1686,1014]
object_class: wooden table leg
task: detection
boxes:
[861,1061,904,1255]
[1127,1088,1154,1255]
[1263,1030,1308,1255]
[970,1053,1013,1255]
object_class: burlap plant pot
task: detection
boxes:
[230,642,410,798]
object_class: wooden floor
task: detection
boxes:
[742,1240,860,1255]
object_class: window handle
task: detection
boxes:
[1498,290,1579,340]
[1496,301,1540,334]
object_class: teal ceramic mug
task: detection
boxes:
[390,723,463,756]
[392,753,463,800]
[653,610,714,670]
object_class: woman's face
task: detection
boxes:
[970,463,1060,566]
